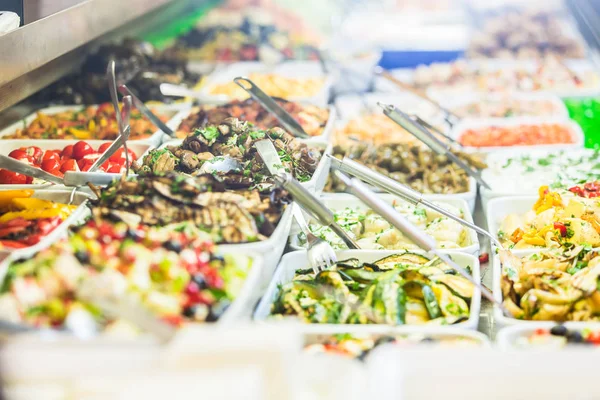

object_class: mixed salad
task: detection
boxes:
[499,184,600,249]
[206,73,325,100]
[5,104,170,141]
[334,114,421,146]
[459,123,576,148]
[0,190,78,249]
[0,219,253,331]
[501,247,600,321]
[482,150,600,195]
[270,253,474,325]
[514,326,600,348]
[451,97,563,118]
[299,200,470,250]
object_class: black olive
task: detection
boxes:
[210,254,225,263]
[374,336,395,347]
[566,331,584,343]
[192,274,207,290]
[421,337,435,343]
[164,240,182,253]
[126,229,143,242]
[206,300,230,322]
[356,350,370,362]
[182,306,196,318]
[550,325,568,336]
[74,251,90,264]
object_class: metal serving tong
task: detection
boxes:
[0,154,64,185]
[233,77,310,139]
[327,155,502,248]
[334,171,512,316]
[377,102,491,190]
[254,139,359,250]
[119,84,175,137]
[374,66,461,127]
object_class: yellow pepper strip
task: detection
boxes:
[88,120,96,132]
[0,208,71,224]
[523,234,546,246]
[69,128,91,139]
[0,191,34,212]
[533,185,564,214]
[9,198,58,211]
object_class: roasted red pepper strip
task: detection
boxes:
[554,222,567,237]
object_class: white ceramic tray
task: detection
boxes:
[0,104,189,147]
[450,116,584,153]
[289,193,479,256]
[254,249,482,330]
[496,322,600,350]
[438,92,569,119]
[0,189,91,260]
[485,195,540,255]
[0,140,152,191]
[198,61,335,107]
[480,148,600,213]
[165,104,337,146]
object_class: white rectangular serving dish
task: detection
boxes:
[164,104,337,146]
[485,195,539,256]
[480,148,600,213]
[0,140,152,191]
[198,61,335,107]
[0,104,189,147]
[0,189,91,260]
[289,193,479,256]
[496,322,600,350]
[254,249,481,330]
[450,116,584,153]
[438,92,569,119]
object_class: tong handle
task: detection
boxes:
[119,84,175,136]
[233,77,309,138]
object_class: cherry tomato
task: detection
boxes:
[109,148,137,163]
[478,253,489,264]
[0,169,32,184]
[80,161,94,172]
[535,328,548,336]
[41,151,60,164]
[60,159,79,173]
[61,145,74,159]
[554,222,567,237]
[19,146,43,164]
[106,163,123,173]
[41,158,60,173]
[587,331,600,344]
[98,143,112,154]
[72,141,94,160]
[8,150,35,165]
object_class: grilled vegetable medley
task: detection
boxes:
[93,173,289,244]
[0,219,253,330]
[299,200,470,250]
[501,246,600,321]
[139,118,322,190]
[270,253,474,325]
[514,325,600,348]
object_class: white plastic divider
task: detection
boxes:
[254,249,481,330]
[0,104,190,147]
[289,193,480,256]
[450,116,585,153]
[198,61,335,107]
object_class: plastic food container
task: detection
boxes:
[198,61,335,107]
[289,193,479,256]
[496,322,600,350]
[165,104,337,146]
[254,249,481,330]
[0,104,189,147]
[450,116,584,153]
[0,140,152,191]
[0,189,91,260]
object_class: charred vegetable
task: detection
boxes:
[92,173,289,244]
[270,252,473,325]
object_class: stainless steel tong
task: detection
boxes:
[377,102,491,190]
[327,154,502,248]
[334,171,511,316]
[0,154,64,185]
[233,77,310,139]
[119,84,175,137]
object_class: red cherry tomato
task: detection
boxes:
[61,145,74,159]
[41,158,60,173]
[106,163,123,173]
[80,161,94,172]
[554,222,567,237]
[41,151,60,165]
[72,141,94,160]
[18,147,43,164]
[0,169,32,184]
[587,331,600,344]
[8,150,35,165]
[109,148,137,163]
[60,159,79,173]
[98,143,111,154]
